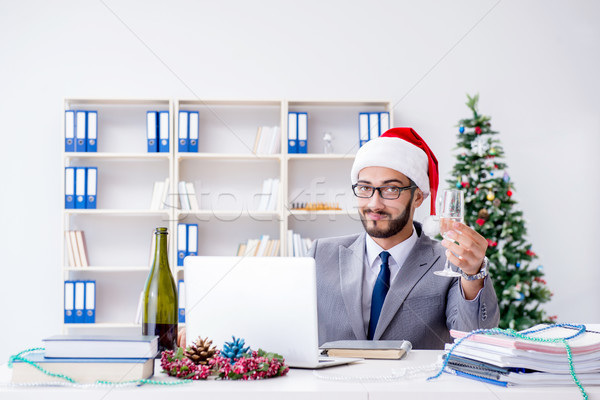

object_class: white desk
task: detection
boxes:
[1,350,597,400]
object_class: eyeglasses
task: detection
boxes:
[352,184,417,200]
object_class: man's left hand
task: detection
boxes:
[441,221,488,276]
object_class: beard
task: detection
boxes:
[360,199,413,239]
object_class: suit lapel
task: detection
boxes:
[373,233,441,339]
[339,233,368,340]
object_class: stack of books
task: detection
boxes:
[64,230,89,267]
[287,230,312,257]
[237,234,280,257]
[256,178,279,211]
[443,324,600,387]
[11,335,158,384]
[252,126,281,155]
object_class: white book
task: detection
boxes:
[268,126,281,154]
[259,126,273,154]
[70,231,82,267]
[271,239,280,257]
[245,239,260,256]
[266,178,279,211]
[150,181,164,210]
[252,126,262,154]
[293,233,303,257]
[75,231,89,267]
[257,178,273,211]
[160,178,170,210]
[255,235,270,257]
[65,231,76,267]
[186,182,199,210]
[287,230,294,257]
[178,181,190,211]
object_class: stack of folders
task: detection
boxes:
[64,230,89,267]
[146,110,170,153]
[287,230,312,257]
[321,340,411,360]
[358,111,390,147]
[177,223,198,266]
[177,110,200,152]
[257,178,279,211]
[252,126,281,155]
[237,234,280,257]
[63,280,95,324]
[64,110,98,152]
[64,167,97,209]
[444,324,600,386]
[287,112,308,154]
[11,335,158,384]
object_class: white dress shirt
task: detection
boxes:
[361,229,418,334]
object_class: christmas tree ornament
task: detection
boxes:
[507,190,513,197]
[486,191,495,201]
[516,262,521,268]
[475,126,482,135]
[476,218,485,226]
[221,336,250,362]
[503,172,510,182]
[478,209,489,219]
[537,265,544,271]
[455,182,462,189]
[471,136,490,156]
[493,198,501,207]
[185,337,217,365]
[474,187,480,194]
[459,125,465,133]
[489,147,497,156]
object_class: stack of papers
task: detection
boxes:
[443,324,600,386]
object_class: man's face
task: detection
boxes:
[356,167,422,239]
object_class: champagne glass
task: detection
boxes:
[434,190,464,277]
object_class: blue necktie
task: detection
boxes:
[368,251,390,340]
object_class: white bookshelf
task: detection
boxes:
[61,98,392,331]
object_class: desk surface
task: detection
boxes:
[1,350,597,400]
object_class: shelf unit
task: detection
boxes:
[61,98,392,332]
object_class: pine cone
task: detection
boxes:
[185,337,217,365]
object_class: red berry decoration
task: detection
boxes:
[475,126,482,134]
[461,182,469,188]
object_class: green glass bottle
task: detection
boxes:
[142,227,178,354]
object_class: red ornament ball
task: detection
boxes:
[475,126,482,135]
[476,218,485,226]
[461,182,469,188]
[507,190,513,197]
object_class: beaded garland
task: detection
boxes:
[427,323,589,400]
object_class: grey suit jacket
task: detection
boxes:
[309,223,500,349]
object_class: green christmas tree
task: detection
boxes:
[447,94,553,330]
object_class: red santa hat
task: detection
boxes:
[350,127,439,215]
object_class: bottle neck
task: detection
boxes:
[153,233,169,270]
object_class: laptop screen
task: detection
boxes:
[184,256,320,368]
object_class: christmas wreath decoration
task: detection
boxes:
[161,336,289,381]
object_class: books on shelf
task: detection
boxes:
[321,340,411,360]
[146,110,170,153]
[64,167,97,209]
[358,111,390,147]
[256,178,279,211]
[177,181,200,211]
[237,235,280,257]
[287,230,312,257]
[151,178,192,210]
[252,126,281,155]
[64,280,95,323]
[287,112,308,154]
[64,110,98,153]
[11,351,155,384]
[43,334,159,359]
[65,230,89,267]
[443,324,600,386]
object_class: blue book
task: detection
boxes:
[297,112,308,153]
[188,111,199,152]
[74,167,87,209]
[146,111,158,152]
[84,280,96,323]
[287,112,298,154]
[75,111,87,152]
[85,167,97,209]
[158,110,170,152]
[86,111,98,152]
[43,334,158,359]
[178,110,189,152]
[359,112,369,147]
[177,223,187,266]
[64,281,75,323]
[64,167,76,209]
[64,110,75,152]
[11,351,155,384]
[178,280,185,323]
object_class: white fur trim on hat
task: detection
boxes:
[351,137,430,197]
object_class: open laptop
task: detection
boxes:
[184,256,361,368]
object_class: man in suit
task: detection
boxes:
[310,128,499,349]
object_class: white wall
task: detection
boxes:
[1,0,598,361]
